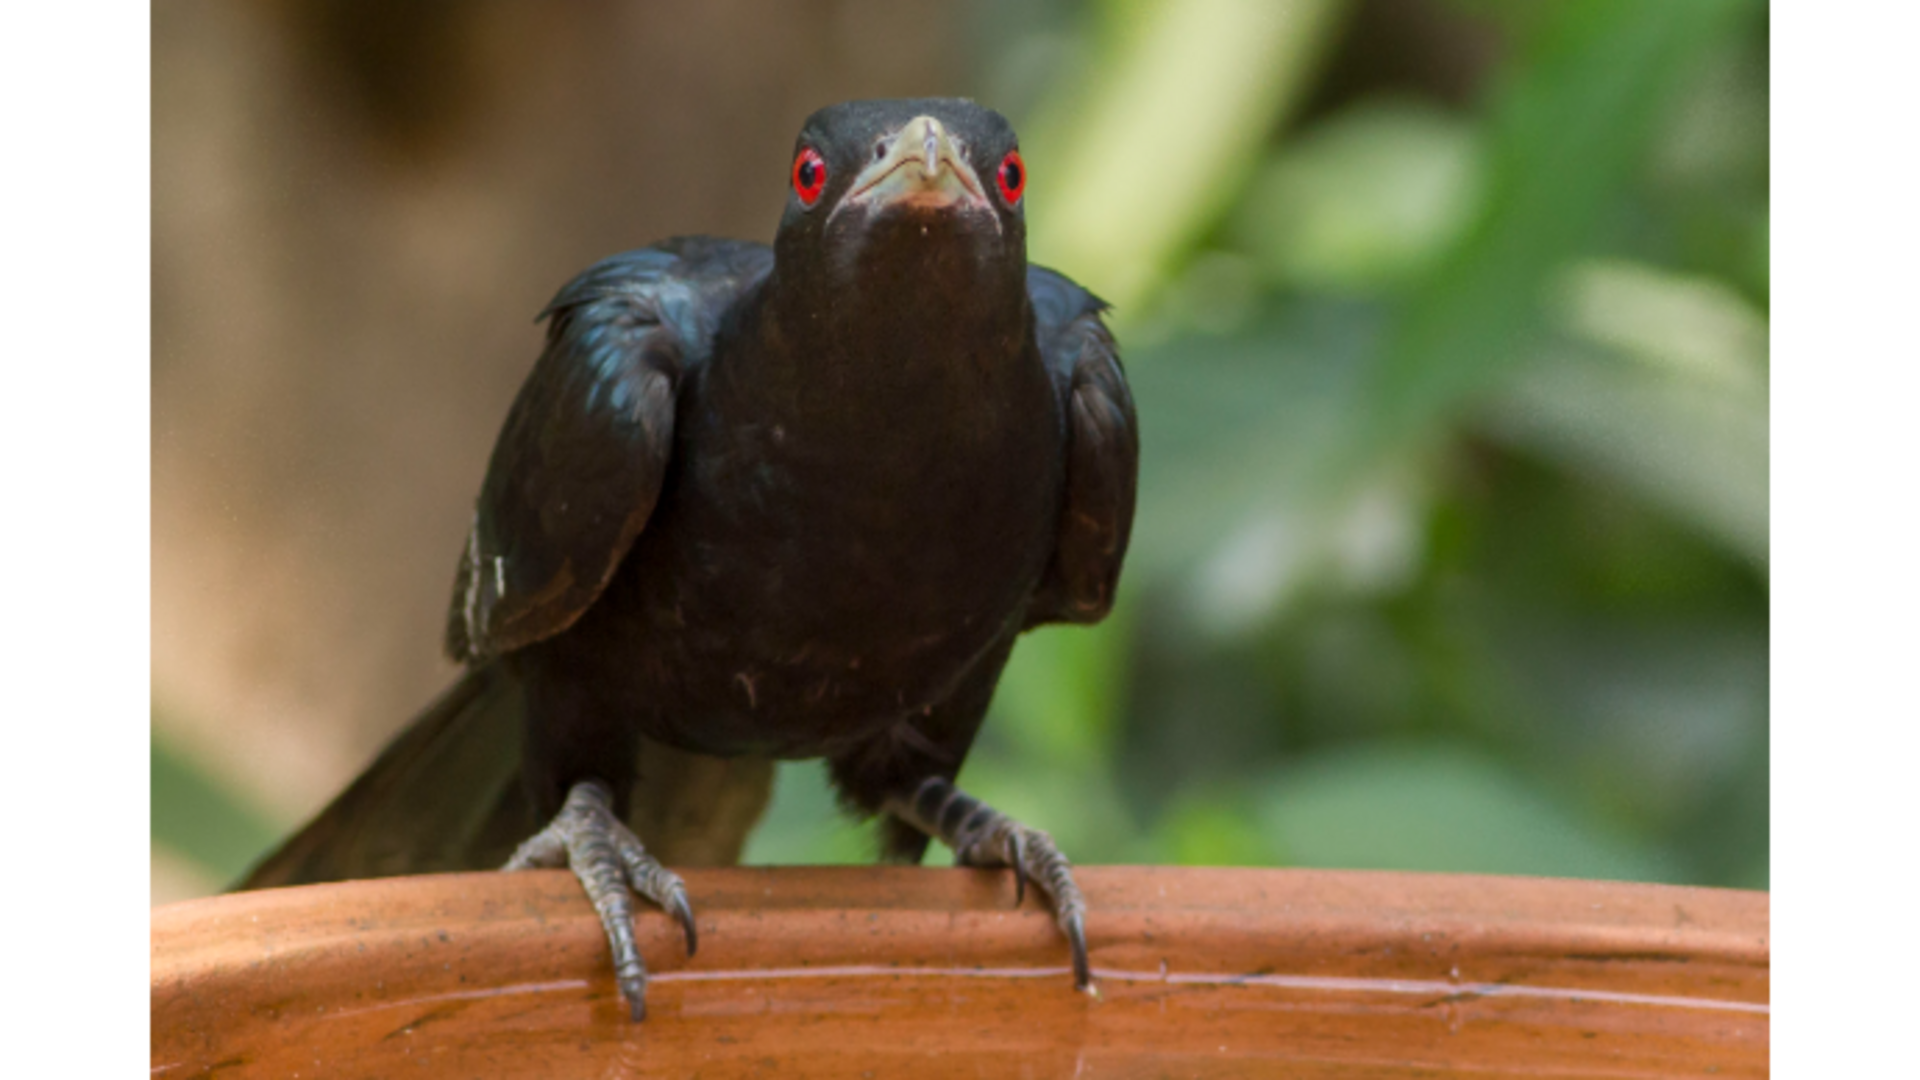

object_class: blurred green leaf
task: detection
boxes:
[1482,259,1768,565]
[1366,0,1756,446]
[1153,792,1273,866]
[990,614,1133,766]
[1748,210,1769,300]
[1648,37,1768,199]
[1120,298,1447,636]
[1257,742,1681,881]
[1485,351,1767,566]
[1237,101,1486,293]
[1515,618,1765,832]
[1127,299,1382,584]
[1025,0,1349,309]
[741,761,875,866]
[1558,259,1768,385]
[151,724,280,885]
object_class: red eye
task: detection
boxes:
[792,147,827,207]
[996,150,1025,204]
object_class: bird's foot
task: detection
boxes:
[891,777,1092,991]
[503,779,695,1020]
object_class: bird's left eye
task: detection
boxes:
[996,150,1025,204]
[792,147,827,207]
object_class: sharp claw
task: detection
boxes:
[1064,909,1091,991]
[1009,830,1029,907]
[615,964,649,1022]
[887,779,1093,999]
[511,780,708,1023]
[668,888,699,957]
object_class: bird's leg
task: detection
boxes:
[886,776,1091,990]
[503,779,696,1021]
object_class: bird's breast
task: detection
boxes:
[595,343,1061,756]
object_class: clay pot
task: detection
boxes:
[152,867,1767,1077]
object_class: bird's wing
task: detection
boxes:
[446,238,773,661]
[1024,265,1139,628]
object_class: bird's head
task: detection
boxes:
[772,98,1028,313]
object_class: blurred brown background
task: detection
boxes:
[154,0,973,855]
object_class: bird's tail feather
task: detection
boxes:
[235,663,778,890]
[235,664,532,890]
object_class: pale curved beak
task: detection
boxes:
[833,115,991,218]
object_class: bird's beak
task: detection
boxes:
[833,115,991,219]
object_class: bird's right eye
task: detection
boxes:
[792,148,827,207]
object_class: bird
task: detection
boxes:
[238,97,1139,1022]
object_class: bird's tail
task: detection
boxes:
[236,663,775,890]
[236,664,534,890]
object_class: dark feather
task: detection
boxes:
[1025,265,1139,627]
[237,664,530,888]
[447,239,772,661]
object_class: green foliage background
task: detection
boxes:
[154,0,1768,892]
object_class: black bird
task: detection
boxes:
[240,97,1139,1021]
